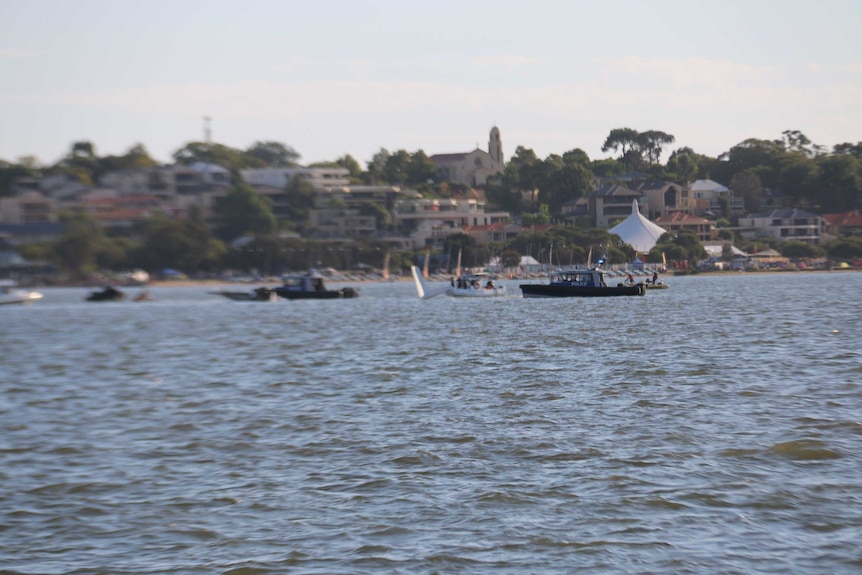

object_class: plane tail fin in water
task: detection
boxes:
[410,266,447,299]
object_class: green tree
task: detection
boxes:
[562,148,591,167]
[406,150,437,185]
[778,156,819,207]
[637,130,676,164]
[282,174,316,226]
[779,240,825,258]
[173,141,245,170]
[501,249,521,268]
[243,141,301,167]
[365,148,390,184]
[383,150,412,184]
[781,130,815,156]
[813,154,860,212]
[535,159,593,215]
[359,202,392,230]
[336,154,363,181]
[590,158,624,178]
[137,212,225,272]
[730,169,764,212]
[666,147,701,184]
[823,236,862,259]
[54,212,105,276]
[601,128,640,159]
[214,182,278,241]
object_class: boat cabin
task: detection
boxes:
[281,274,328,293]
[553,269,607,288]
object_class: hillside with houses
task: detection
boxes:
[1,127,861,282]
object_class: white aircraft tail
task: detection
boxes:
[410,266,447,299]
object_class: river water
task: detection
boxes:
[2,272,861,574]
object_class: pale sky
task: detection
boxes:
[2,0,861,168]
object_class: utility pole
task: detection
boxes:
[203,116,212,144]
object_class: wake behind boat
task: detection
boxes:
[410,266,507,299]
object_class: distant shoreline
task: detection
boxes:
[138,267,860,288]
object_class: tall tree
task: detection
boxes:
[282,173,316,225]
[214,182,278,241]
[365,148,390,184]
[173,142,245,170]
[336,154,363,180]
[54,212,104,276]
[137,211,225,272]
[601,128,640,158]
[666,147,700,184]
[406,150,437,185]
[781,130,814,156]
[243,141,301,167]
[730,169,764,213]
[384,150,411,184]
[814,154,860,212]
[637,130,676,164]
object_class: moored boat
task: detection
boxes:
[86,286,125,302]
[273,273,359,300]
[211,286,277,302]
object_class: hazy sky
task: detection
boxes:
[2,0,861,168]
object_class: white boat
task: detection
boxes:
[0,280,44,305]
[410,266,507,299]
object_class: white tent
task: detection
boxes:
[608,200,667,253]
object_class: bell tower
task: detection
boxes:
[488,126,503,164]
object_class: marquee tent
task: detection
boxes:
[608,200,667,253]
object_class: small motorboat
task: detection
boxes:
[211,287,277,302]
[86,286,125,302]
[0,280,43,305]
[410,266,507,299]
[273,274,359,300]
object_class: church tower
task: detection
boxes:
[488,126,503,164]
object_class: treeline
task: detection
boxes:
[18,207,862,282]
[486,129,862,217]
[3,128,862,278]
[3,128,861,215]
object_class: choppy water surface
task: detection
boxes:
[2,272,861,574]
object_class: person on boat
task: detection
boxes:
[651,271,658,284]
[626,273,635,285]
[485,280,494,289]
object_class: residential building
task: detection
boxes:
[560,197,590,224]
[689,179,744,215]
[744,208,822,244]
[638,181,691,219]
[589,184,642,228]
[429,127,505,186]
[0,190,58,225]
[654,212,714,243]
[308,208,377,239]
[240,167,350,191]
[75,192,165,229]
[821,210,862,237]
[393,197,510,248]
[147,162,232,216]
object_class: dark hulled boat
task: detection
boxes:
[273,274,359,300]
[520,266,646,298]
